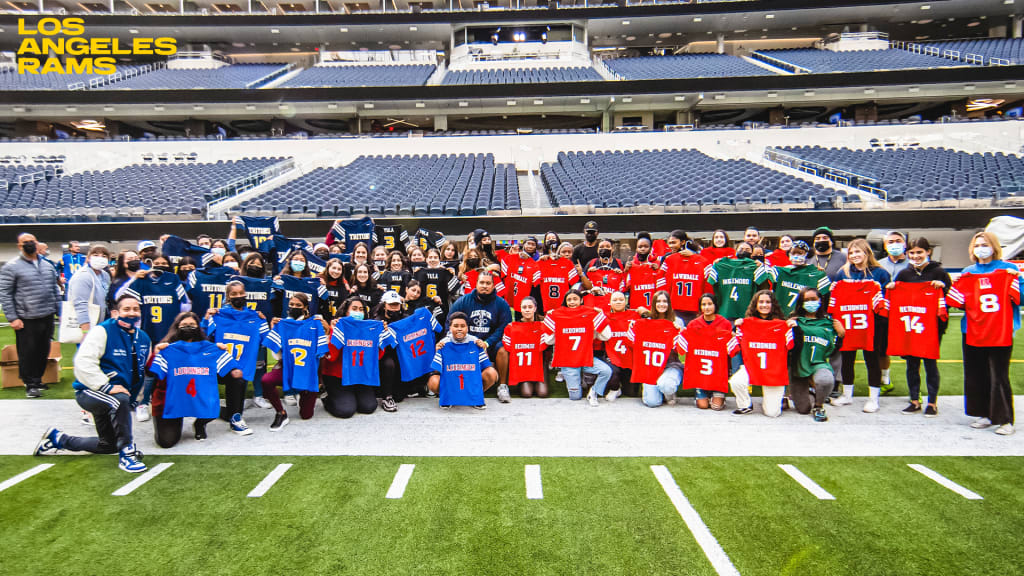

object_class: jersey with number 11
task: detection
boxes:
[331,316,397,387]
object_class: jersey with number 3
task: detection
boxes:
[265,318,329,392]
[884,282,947,359]
[675,322,738,393]
[626,318,679,385]
[827,279,884,351]
[948,270,1021,347]
[502,322,547,385]
[331,316,397,387]
[736,318,793,387]
[543,306,608,368]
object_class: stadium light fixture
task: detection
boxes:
[279,104,290,110]
[271,28,280,34]
[193,105,205,111]
[580,98,591,104]
[65,106,77,112]
[864,88,875,94]
[674,95,686,101]
[622,20,630,25]
[533,99,544,105]
[340,27,348,32]
[767,91,778,97]
[713,94,726,100]
[693,17,702,22]
[364,103,374,109]
[622,97,633,103]
[245,105,257,111]
[103,106,114,112]
[415,102,426,108]
[12,106,25,112]
[153,105,164,111]
[964,84,976,91]
[1004,0,1014,5]
[128,29,139,34]
[804,90,815,96]
[765,14,774,19]
[507,100,517,106]
[459,101,469,107]
[920,4,930,9]
[1005,82,1017,89]
[327,103,338,109]
[908,86,920,92]
[409,26,417,31]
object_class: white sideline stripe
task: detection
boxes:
[111,462,173,496]
[0,464,54,493]
[385,464,416,499]
[651,465,740,576]
[525,464,543,499]
[908,464,983,500]
[778,464,836,500]
[247,463,292,498]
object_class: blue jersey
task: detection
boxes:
[331,316,397,387]
[150,340,236,419]
[262,234,310,275]
[230,275,274,319]
[431,341,490,407]
[330,217,374,253]
[187,267,234,318]
[60,253,87,282]
[125,272,187,343]
[274,275,328,318]
[203,307,271,381]
[265,317,328,393]
[162,235,214,270]
[238,216,279,251]
[390,308,443,382]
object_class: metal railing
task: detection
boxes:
[748,51,811,74]
[764,147,889,203]
[890,40,1014,67]
[245,63,294,89]
[204,158,296,218]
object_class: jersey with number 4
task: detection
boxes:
[390,308,443,382]
[626,319,679,385]
[543,306,608,368]
[202,307,271,381]
[150,340,237,419]
[736,318,793,387]
[827,280,884,351]
[502,322,547,385]
[675,322,738,393]
[604,310,641,368]
[948,270,1021,347]
[538,259,579,312]
[707,259,767,320]
[331,316,397,387]
[265,318,329,393]
[660,253,711,313]
[883,282,947,359]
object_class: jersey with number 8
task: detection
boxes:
[948,269,1021,347]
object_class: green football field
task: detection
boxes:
[0,455,1021,576]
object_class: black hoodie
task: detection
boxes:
[894,260,952,335]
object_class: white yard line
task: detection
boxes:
[778,464,836,500]
[651,465,741,576]
[525,464,543,499]
[0,464,54,493]
[247,463,293,498]
[908,464,983,500]
[112,462,173,496]
[385,464,416,499]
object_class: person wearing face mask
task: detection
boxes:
[231,253,275,409]
[0,233,61,398]
[458,247,501,296]
[473,228,498,265]
[810,227,847,281]
[262,294,331,430]
[450,270,514,403]
[581,239,625,312]
[768,240,831,317]
[875,230,910,392]
[107,250,142,313]
[176,256,197,284]
[659,239,712,326]
[312,243,331,262]
[706,241,770,322]
[137,240,158,264]
[538,241,581,314]
[787,288,843,422]
[185,253,236,319]
[274,250,328,320]
[624,235,667,311]
[540,231,562,260]
[36,295,151,473]
[66,244,113,338]
[206,240,231,268]
[322,298,378,418]
[371,290,412,410]
[572,221,601,269]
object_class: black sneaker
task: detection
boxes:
[193,420,208,441]
[381,396,398,412]
[828,387,841,399]
[732,406,754,415]
[813,407,828,422]
[270,412,290,432]
[924,404,938,418]
[38,383,50,390]
[901,403,921,415]
[25,386,41,398]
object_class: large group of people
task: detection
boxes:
[10,216,1018,473]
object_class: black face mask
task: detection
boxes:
[753,255,765,263]
[466,258,481,269]
[288,307,305,320]
[814,241,832,253]
[314,251,329,260]
[385,309,402,321]
[546,241,558,251]
[736,252,752,260]
[178,326,200,341]
[21,240,37,255]
[125,260,141,272]
[599,249,612,259]
[178,269,192,281]
[246,266,264,278]
[154,265,173,273]
[637,252,649,262]
[230,296,248,310]
[585,231,598,242]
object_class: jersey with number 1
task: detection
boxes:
[626,318,679,385]
[675,321,738,393]
[431,341,490,406]
[827,280,884,351]
[502,321,547,385]
[543,306,608,368]
[265,318,328,393]
[331,316,397,386]
[625,265,667,310]
[883,282,947,359]
[736,318,793,387]
[390,308,443,382]
[948,270,1021,347]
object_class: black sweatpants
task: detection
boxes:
[153,415,214,448]
[63,389,133,454]
[216,375,248,422]
[962,335,1014,425]
[905,356,939,405]
[322,375,377,419]
[15,315,53,386]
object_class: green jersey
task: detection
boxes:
[794,317,837,378]
[771,265,831,316]
[707,258,767,320]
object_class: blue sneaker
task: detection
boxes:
[229,414,253,436]
[118,444,147,474]
[35,427,64,456]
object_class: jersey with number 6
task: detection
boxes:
[626,318,679,385]
[502,321,547,385]
[883,282,947,359]
[265,317,329,393]
[543,306,608,368]
[330,316,397,387]
[501,258,541,312]
[736,318,793,387]
[706,259,767,320]
[948,270,1021,347]
[827,279,884,351]
[538,258,579,312]
[770,265,831,317]
[604,310,641,368]
[675,321,738,393]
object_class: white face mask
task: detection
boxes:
[973,246,994,261]
[89,255,108,270]
[224,261,239,271]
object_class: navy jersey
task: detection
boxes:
[125,272,187,343]
[296,248,328,276]
[162,235,214,270]
[230,275,274,319]
[265,317,328,393]
[414,228,446,252]
[274,275,328,318]
[238,216,279,251]
[60,253,87,282]
[414,267,459,312]
[263,234,310,275]
[203,307,271,381]
[187,267,234,318]
[150,340,236,419]
[431,341,490,407]
[377,269,412,296]
[373,224,408,253]
[331,316,397,387]
[390,307,443,381]
[331,217,375,253]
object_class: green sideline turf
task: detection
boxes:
[0,455,1021,576]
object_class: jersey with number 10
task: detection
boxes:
[543,306,608,368]
[827,280,884,351]
[736,318,793,387]
[626,318,679,385]
[265,318,328,393]
[707,259,767,319]
[660,253,711,313]
[390,308,443,382]
[331,316,397,386]
[884,282,947,359]
[502,321,547,385]
[948,270,1021,347]
[675,321,738,393]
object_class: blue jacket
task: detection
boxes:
[73,318,152,394]
[450,290,512,350]
[958,260,1021,334]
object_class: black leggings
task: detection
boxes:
[153,415,214,448]
[322,375,378,418]
[218,375,247,421]
[905,356,939,405]
[378,349,399,399]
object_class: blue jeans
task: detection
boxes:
[643,363,682,407]
[560,357,612,400]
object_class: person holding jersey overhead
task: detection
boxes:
[788,288,843,422]
[541,289,613,405]
[731,290,792,417]
[262,294,330,430]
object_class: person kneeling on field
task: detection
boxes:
[787,288,844,422]
[35,295,152,473]
[428,312,498,410]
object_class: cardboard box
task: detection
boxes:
[1,342,62,389]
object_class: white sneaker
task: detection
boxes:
[665,393,677,406]
[970,417,993,429]
[135,404,151,422]
[284,394,298,406]
[496,383,511,403]
[586,387,599,407]
[831,395,852,406]
[252,396,272,409]
[605,388,622,403]
[555,372,564,383]
[862,398,879,413]
[995,423,1015,436]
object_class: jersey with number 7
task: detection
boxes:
[948,270,1021,347]
[542,306,609,368]
[827,279,884,351]
[675,322,738,393]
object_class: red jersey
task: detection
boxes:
[543,306,608,368]
[502,321,547,385]
[660,252,712,312]
[884,282,948,359]
[625,264,667,310]
[828,280,884,351]
[948,270,1021,347]
[501,257,541,312]
[604,310,640,368]
[766,250,791,268]
[675,321,738,393]
[538,258,579,312]
[701,246,734,262]
[736,318,793,387]
[651,239,670,261]
[462,269,506,296]
[583,263,624,313]
[626,318,679,385]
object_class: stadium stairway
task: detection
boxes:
[206,158,301,218]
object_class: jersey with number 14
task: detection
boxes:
[265,317,328,393]
[827,280,884,351]
[675,321,738,393]
[543,306,608,368]
[948,269,1021,347]
[626,318,679,385]
[884,282,947,359]
[331,316,397,386]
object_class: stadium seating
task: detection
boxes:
[0,64,153,90]
[753,48,971,72]
[541,149,846,210]
[0,157,286,223]
[775,146,1024,202]
[233,153,520,217]
[604,54,772,79]
[281,64,436,87]
[442,66,603,85]
[97,64,289,90]
[923,37,1023,65]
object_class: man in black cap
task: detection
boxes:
[572,221,601,270]
[811,226,846,281]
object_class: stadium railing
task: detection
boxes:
[205,157,296,218]
[764,147,888,203]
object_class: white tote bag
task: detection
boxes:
[58,300,100,344]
